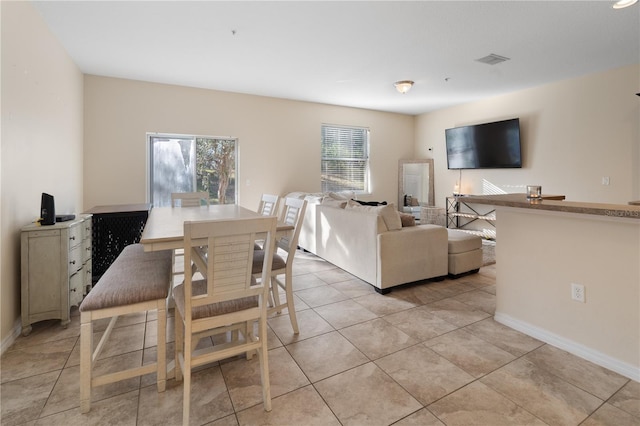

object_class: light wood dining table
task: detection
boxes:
[139,204,293,252]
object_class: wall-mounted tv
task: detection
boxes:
[446,118,522,169]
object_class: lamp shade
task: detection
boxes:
[394,80,414,94]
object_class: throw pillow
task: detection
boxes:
[321,197,347,208]
[399,212,416,227]
[345,200,402,231]
[379,203,402,231]
[327,191,355,200]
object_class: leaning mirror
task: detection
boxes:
[398,159,435,217]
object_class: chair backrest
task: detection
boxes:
[171,192,210,207]
[182,216,277,318]
[277,197,307,262]
[257,194,280,217]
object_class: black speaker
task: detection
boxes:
[40,193,55,225]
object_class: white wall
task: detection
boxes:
[83,76,415,211]
[1,1,84,349]
[495,208,639,380]
[416,64,640,207]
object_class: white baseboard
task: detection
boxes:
[1,318,22,355]
[494,312,640,382]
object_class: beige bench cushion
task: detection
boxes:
[80,244,171,312]
[447,229,482,254]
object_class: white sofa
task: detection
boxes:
[290,193,448,293]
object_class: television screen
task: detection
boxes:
[446,118,522,169]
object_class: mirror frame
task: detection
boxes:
[398,159,435,209]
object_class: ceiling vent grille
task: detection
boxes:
[475,53,510,65]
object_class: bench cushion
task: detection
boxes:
[447,229,482,254]
[80,244,171,312]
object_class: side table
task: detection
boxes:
[84,204,152,284]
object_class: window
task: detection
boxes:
[321,124,370,193]
[148,134,237,207]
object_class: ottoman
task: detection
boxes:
[447,229,483,276]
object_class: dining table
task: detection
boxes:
[139,204,293,252]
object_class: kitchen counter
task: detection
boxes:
[454,194,640,220]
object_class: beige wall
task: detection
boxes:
[495,208,639,379]
[417,64,640,207]
[83,76,415,211]
[1,1,84,349]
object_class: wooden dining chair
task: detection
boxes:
[171,192,210,207]
[254,194,280,250]
[170,192,210,282]
[252,197,307,334]
[173,216,277,425]
[257,193,280,216]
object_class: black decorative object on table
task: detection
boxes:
[84,204,152,284]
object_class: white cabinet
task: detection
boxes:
[21,214,92,335]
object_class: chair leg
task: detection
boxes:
[175,309,184,382]
[271,275,282,313]
[257,316,272,412]
[282,274,299,334]
[79,313,93,413]
[182,329,192,426]
[156,300,167,392]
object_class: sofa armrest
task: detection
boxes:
[377,225,448,288]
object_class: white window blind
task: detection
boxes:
[321,124,370,193]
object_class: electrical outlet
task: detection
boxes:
[602,176,610,186]
[571,283,585,303]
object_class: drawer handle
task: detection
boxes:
[70,260,76,265]
[70,236,76,241]
[70,288,76,292]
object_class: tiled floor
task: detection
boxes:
[2,251,639,425]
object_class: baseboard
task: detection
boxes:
[1,318,22,355]
[494,312,640,382]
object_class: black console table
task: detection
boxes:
[446,196,496,239]
[84,203,152,283]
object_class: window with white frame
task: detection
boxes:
[148,134,237,207]
[321,124,370,193]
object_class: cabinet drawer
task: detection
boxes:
[83,220,92,239]
[68,224,83,248]
[69,271,83,307]
[68,245,82,275]
[82,237,92,262]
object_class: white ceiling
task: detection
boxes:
[32,1,640,115]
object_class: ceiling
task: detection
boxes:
[32,1,640,115]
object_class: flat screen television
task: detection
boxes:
[445,118,522,169]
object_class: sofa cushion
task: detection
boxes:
[447,229,483,254]
[346,200,402,231]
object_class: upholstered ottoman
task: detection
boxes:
[447,229,483,276]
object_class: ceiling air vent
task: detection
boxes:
[475,53,510,65]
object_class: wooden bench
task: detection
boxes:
[79,243,171,413]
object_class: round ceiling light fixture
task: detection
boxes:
[613,0,638,9]
[394,80,414,94]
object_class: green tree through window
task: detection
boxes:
[149,134,237,207]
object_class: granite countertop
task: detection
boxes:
[455,194,640,220]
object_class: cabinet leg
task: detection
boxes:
[22,325,32,336]
[61,319,70,329]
